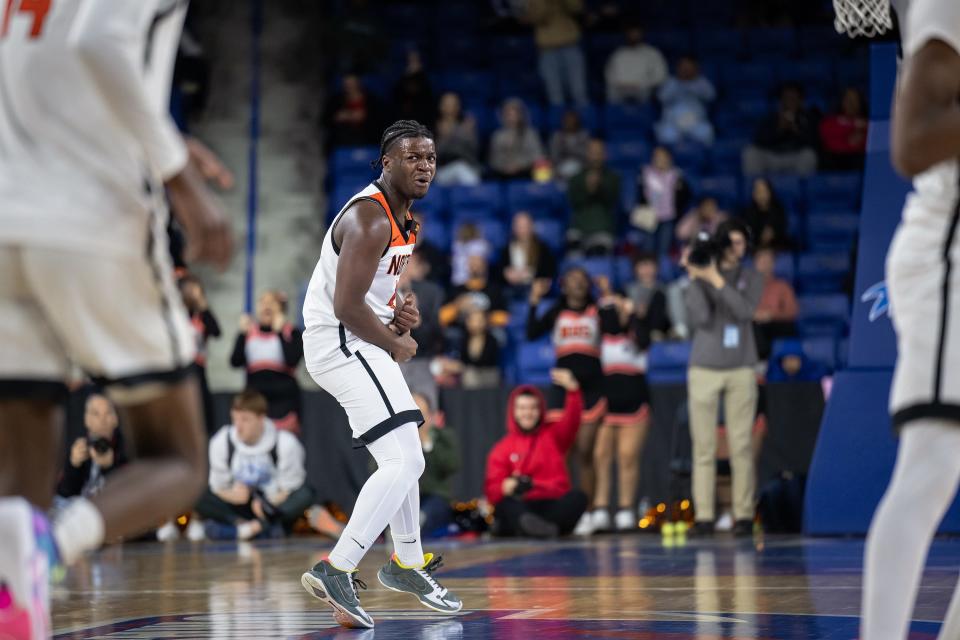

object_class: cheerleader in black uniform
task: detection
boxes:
[527,267,606,534]
[230,290,303,434]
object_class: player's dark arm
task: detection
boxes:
[891,39,960,177]
[333,202,409,354]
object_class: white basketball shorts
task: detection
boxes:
[308,343,423,447]
[0,241,195,403]
[887,216,960,428]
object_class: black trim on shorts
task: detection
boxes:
[0,380,69,402]
[893,402,960,432]
[355,351,394,415]
[933,189,960,402]
[352,409,425,448]
[146,206,183,369]
[89,365,193,391]
[339,323,352,358]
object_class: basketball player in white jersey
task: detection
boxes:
[857,0,960,637]
[300,120,462,628]
[0,1,231,637]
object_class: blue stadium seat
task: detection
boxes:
[438,71,495,103]
[546,104,600,134]
[797,294,850,336]
[798,26,847,57]
[603,103,656,136]
[647,341,692,384]
[533,219,565,252]
[723,61,778,94]
[767,175,805,212]
[646,29,692,58]
[410,185,447,220]
[331,146,379,175]
[464,104,497,137]
[805,173,862,210]
[835,58,869,91]
[505,181,564,218]
[774,252,796,283]
[694,28,745,58]
[797,252,852,293]
[806,212,860,251]
[562,257,615,285]
[746,27,797,58]
[418,219,450,248]
[606,140,651,169]
[659,256,682,283]
[710,138,749,173]
[615,256,634,289]
[475,219,508,251]
[448,183,502,219]
[489,36,538,66]
[735,98,773,123]
[516,338,556,385]
[670,142,709,174]
[785,58,836,91]
[695,174,740,209]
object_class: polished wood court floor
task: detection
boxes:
[51,533,959,639]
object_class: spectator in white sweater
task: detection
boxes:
[605,26,668,104]
[195,389,314,540]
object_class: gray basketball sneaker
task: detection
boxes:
[377,553,463,614]
[301,559,374,628]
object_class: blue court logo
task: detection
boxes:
[861,281,890,322]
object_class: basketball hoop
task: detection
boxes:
[833,0,893,38]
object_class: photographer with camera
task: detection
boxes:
[682,219,764,537]
[194,389,314,540]
[58,393,126,499]
[484,369,588,538]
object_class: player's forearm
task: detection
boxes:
[337,303,401,354]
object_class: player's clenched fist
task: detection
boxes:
[393,293,420,333]
[391,333,418,363]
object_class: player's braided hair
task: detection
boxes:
[372,119,433,169]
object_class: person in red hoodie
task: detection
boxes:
[485,368,588,538]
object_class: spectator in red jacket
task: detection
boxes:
[485,369,587,538]
[819,87,867,171]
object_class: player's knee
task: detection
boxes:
[406,447,426,480]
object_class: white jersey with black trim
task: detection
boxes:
[303,182,418,374]
[0,0,188,258]
[893,0,960,226]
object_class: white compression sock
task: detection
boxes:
[861,419,960,640]
[53,497,105,566]
[390,482,425,567]
[328,423,425,571]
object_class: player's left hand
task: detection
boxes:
[393,293,420,333]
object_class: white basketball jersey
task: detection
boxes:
[894,0,960,223]
[303,182,418,373]
[0,0,188,257]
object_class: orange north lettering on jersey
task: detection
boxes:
[1,0,52,38]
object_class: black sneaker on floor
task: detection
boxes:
[690,521,715,537]
[733,519,754,537]
[519,512,559,538]
[301,559,374,628]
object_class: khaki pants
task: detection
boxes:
[687,366,758,522]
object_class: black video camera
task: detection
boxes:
[87,436,113,455]
[687,231,722,268]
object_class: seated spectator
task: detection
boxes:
[550,110,590,180]
[451,223,491,287]
[485,369,588,538]
[196,390,314,540]
[605,24,667,104]
[459,309,503,389]
[412,212,451,287]
[525,0,588,106]
[742,83,819,176]
[392,49,434,125]
[567,139,621,256]
[819,87,868,171]
[230,290,304,433]
[323,73,382,147]
[179,274,221,437]
[441,255,510,328]
[625,253,672,341]
[58,393,126,499]
[414,392,460,536]
[500,211,558,292]
[398,251,446,409]
[739,178,791,250]
[634,146,691,257]
[766,341,829,382]
[655,55,716,147]
[489,98,545,180]
[675,196,729,244]
[752,247,799,360]
[433,92,481,186]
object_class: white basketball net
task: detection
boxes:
[833,0,893,38]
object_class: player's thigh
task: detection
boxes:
[22,246,195,394]
[0,245,71,393]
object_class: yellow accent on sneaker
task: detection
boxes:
[391,552,431,570]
